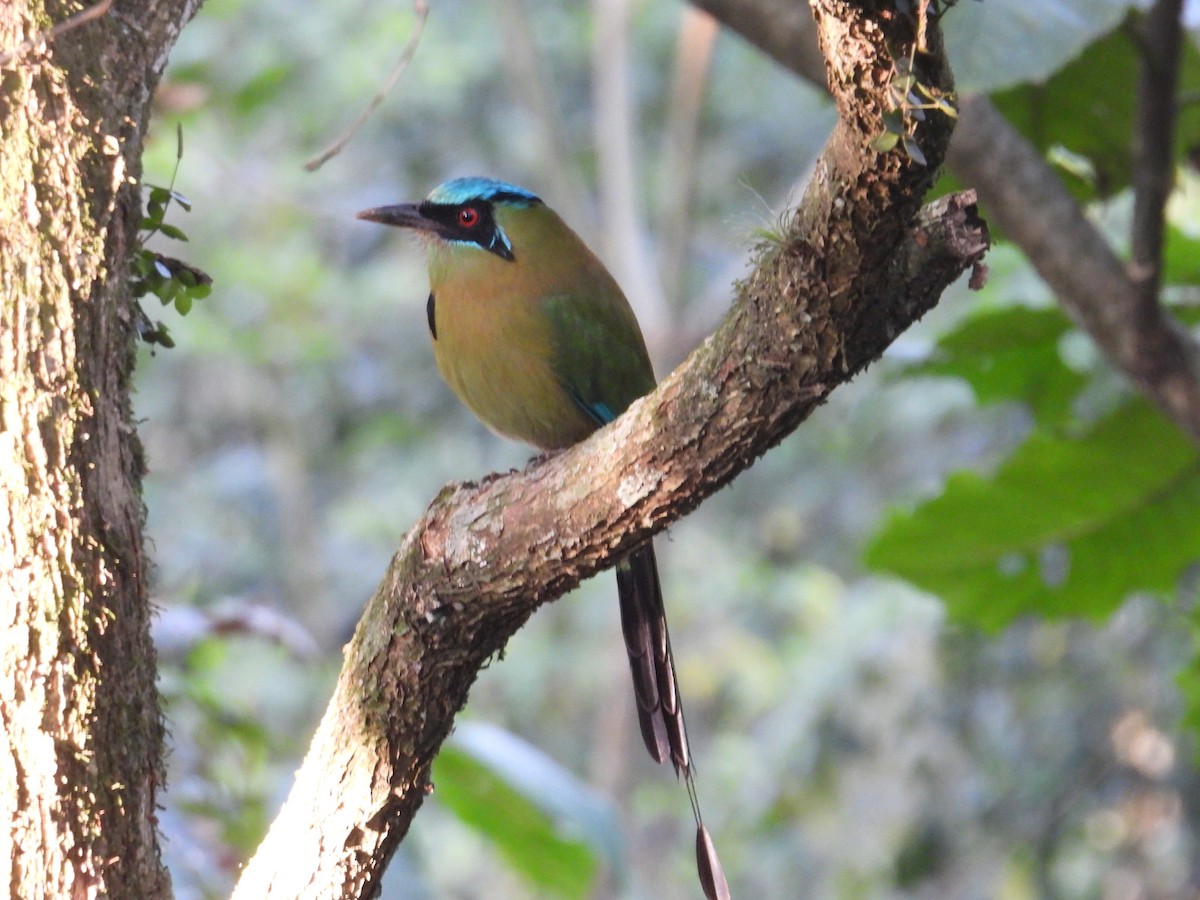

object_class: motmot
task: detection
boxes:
[358,177,728,899]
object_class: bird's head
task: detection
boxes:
[357,177,542,263]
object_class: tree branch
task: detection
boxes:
[233,2,984,896]
[689,0,827,85]
[1130,0,1185,307]
[691,0,1200,446]
[950,96,1200,444]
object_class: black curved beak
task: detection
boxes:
[355,203,433,232]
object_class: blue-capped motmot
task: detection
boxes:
[358,177,728,900]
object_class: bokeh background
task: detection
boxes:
[135,0,1200,897]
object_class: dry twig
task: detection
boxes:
[304,0,430,172]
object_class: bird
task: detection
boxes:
[358,177,728,900]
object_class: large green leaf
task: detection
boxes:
[865,400,1200,632]
[942,0,1135,93]
[903,305,1086,425]
[1180,624,1200,749]
[1182,638,1200,733]
[431,723,621,898]
[1164,226,1200,288]
[993,21,1200,198]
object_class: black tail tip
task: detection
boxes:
[696,823,731,900]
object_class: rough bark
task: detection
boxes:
[0,1,200,896]
[234,3,986,897]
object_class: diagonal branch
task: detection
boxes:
[691,0,1200,446]
[949,96,1200,444]
[232,2,985,897]
[689,0,827,85]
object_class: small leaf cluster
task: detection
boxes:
[871,53,957,166]
[130,125,212,349]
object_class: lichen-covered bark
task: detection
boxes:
[0,1,200,896]
[234,3,986,898]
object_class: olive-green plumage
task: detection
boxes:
[357,177,728,900]
[426,201,654,449]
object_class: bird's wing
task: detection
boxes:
[538,290,656,427]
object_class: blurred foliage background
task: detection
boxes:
[136,0,1200,897]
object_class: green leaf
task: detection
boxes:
[233,61,296,114]
[158,223,189,242]
[881,108,905,134]
[451,723,622,861]
[174,294,193,316]
[1179,630,1200,745]
[942,0,1135,93]
[155,280,178,304]
[146,187,170,223]
[432,727,607,899]
[140,320,174,348]
[902,306,1087,425]
[871,130,900,153]
[993,21,1200,198]
[865,400,1200,632]
[902,136,928,166]
[932,95,957,118]
[1164,227,1200,287]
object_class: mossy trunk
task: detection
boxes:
[0,2,198,895]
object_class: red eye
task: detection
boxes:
[457,207,480,228]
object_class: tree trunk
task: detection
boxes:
[0,2,198,895]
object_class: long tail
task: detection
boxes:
[615,544,730,900]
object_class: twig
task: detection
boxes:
[303,0,430,172]
[0,0,114,67]
[1130,0,1185,311]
